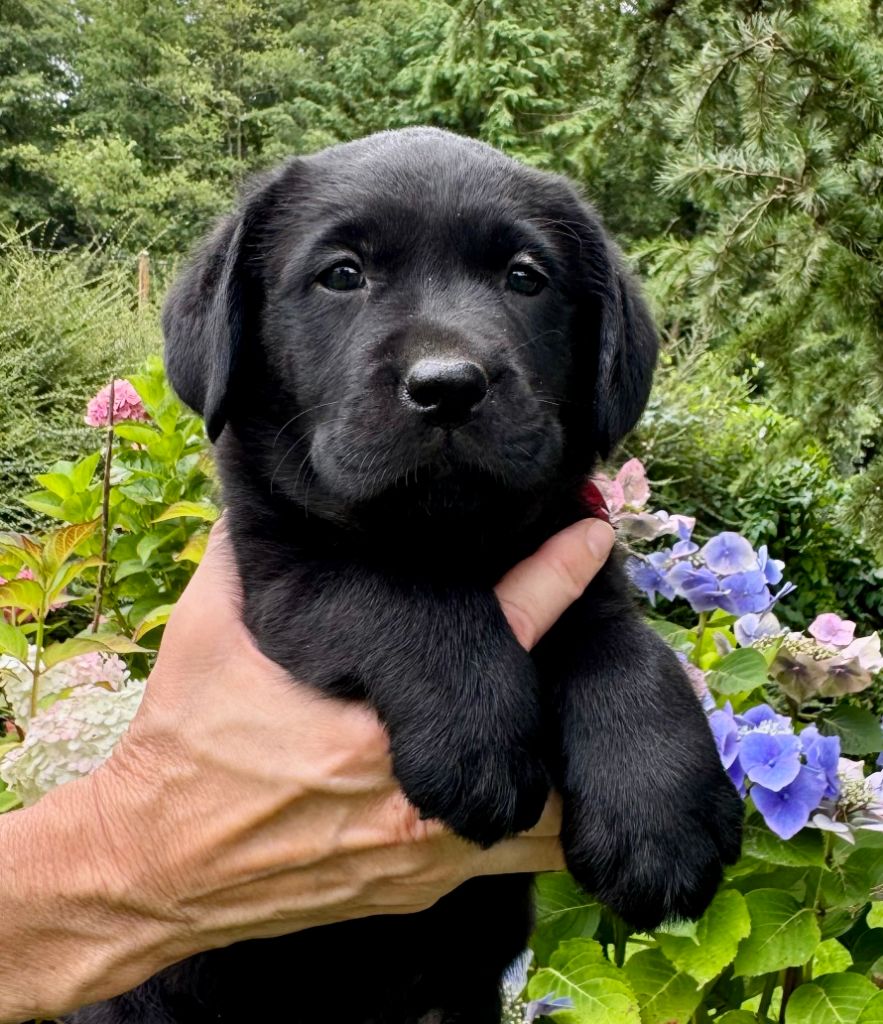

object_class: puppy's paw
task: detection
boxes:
[390,708,549,848]
[562,744,743,931]
[392,727,549,847]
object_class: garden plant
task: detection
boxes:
[1,383,882,1024]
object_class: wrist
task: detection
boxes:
[0,768,191,1023]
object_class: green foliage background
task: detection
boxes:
[1,0,881,623]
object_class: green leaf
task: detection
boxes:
[0,579,44,616]
[114,422,159,445]
[174,532,208,564]
[49,555,104,601]
[716,1013,761,1024]
[867,904,883,929]
[527,939,640,1023]
[41,633,147,669]
[857,992,883,1023]
[136,529,168,565]
[743,819,827,867]
[655,889,751,987]
[820,707,883,756]
[850,929,883,975]
[71,452,101,492]
[823,849,883,909]
[0,621,28,663]
[0,790,22,813]
[133,604,175,640]
[813,938,853,975]
[33,471,74,498]
[784,973,878,1023]
[152,500,219,524]
[532,872,602,964]
[114,558,149,582]
[647,619,695,654]
[707,648,770,695]
[623,947,702,1023]
[733,889,821,977]
[43,518,101,574]
[21,490,65,518]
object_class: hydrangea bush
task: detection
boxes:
[1,392,882,1022]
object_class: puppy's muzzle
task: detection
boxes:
[403,357,489,428]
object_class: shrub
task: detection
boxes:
[0,231,160,532]
[629,346,883,633]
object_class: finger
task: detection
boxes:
[495,518,615,650]
[470,834,565,876]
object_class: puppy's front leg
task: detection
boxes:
[534,558,743,930]
[245,563,549,847]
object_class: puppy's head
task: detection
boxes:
[164,128,656,525]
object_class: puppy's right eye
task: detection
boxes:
[318,261,365,291]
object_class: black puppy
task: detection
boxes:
[73,128,742,1024]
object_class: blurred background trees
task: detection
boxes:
[1,0,881,624]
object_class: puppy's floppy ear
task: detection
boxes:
[163,165,292,442]
[592,242,658,459]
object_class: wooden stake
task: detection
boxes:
[137,249,150,307]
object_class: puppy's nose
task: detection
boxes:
[404,358,489,425]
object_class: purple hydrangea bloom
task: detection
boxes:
[718,570,772,616]
[701,533,758,576]
[525,995,575,1021]
[709,708,740,768]
[739,731,802,791]
[705,702,839,839]
[752,766,828,840]
[669,563,726,613]
[734,611,782,648]
[739,704,791,730]
[757,545,784,585]
[800,726,841,800]
[627,556,676,606]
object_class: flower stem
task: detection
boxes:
[691,611,709,665]
[29,603,46,721]
[91,377,115,634]
[757,971,777,1019]
[779,965,802,1021]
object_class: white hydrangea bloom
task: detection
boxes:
[0,647,129,725]
[0,679,145,805]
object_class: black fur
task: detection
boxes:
[72,128,742,1024]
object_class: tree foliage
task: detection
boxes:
[1,0,881,605]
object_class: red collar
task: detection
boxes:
[580,480,611,524]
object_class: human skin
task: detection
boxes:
[0,516,614,1023]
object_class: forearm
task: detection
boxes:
[0,774,186,1023]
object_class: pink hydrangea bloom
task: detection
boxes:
[593,457,650,516]
[808,613,856,648]
[591,458,696,542]
[84,379,148,427]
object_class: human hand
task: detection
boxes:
[1,516,614,1019]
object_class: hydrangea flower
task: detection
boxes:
[808,759,883,844]
[0,647,130,725]
[501,951,573,1023]
[707,702,839,839]
[746,612,883,702]
[85,379,149,427]
[628,530,793,617]
[591,459,695,542]
[0,680,145,805]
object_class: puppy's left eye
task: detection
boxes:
[318,261,366,291]
[506,264,547,296]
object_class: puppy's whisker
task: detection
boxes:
[272,399,345,447]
